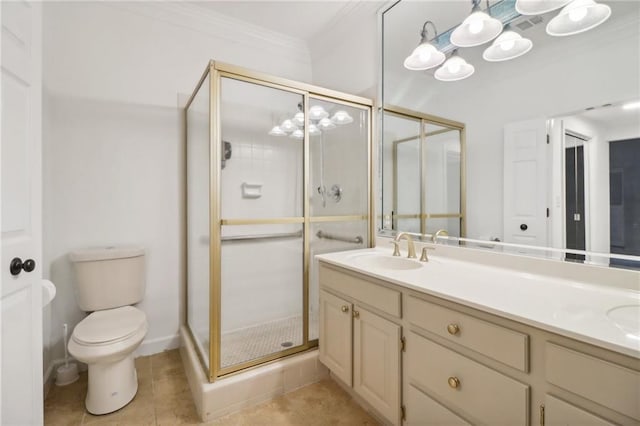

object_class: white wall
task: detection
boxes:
[42,1,312,376]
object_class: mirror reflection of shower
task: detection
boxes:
[268,102,353,208]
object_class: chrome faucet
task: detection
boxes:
[393,232,417,258]
[431,229,449,244]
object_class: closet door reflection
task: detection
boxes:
[219,77,304,370]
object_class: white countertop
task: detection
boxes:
[316,247,640,359]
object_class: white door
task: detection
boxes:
[503,119,549,247]
[1,1,43,425]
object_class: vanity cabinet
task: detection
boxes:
[319,266,402,425]
[317,261,640,426]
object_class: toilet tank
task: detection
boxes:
[69,246,146,311]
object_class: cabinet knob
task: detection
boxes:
[353,310,360,319]
[448,376,460,389]
[447,323,460,335]
[341,305,349,313]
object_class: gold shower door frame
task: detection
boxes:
[385,106,467,237]
[185,61,374,382]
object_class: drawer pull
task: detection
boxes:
[447,323,460,335]
[341,305,349,313]
[353,310,360,319]
[448,376,460,389]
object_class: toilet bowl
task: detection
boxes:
[69,305,148,415]
[68,246,147,415]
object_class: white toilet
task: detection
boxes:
[68,246,148,415]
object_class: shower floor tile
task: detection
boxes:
[221,314,318,369]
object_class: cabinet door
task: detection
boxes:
[545,395,615,426]
[353,305,401,425]
[319,290,352,386]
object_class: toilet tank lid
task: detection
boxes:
[69,246,145,262]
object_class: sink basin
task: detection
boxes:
[607,305,640,335]
[351,253,423,271]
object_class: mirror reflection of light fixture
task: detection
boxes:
[289,129,304,139]
[483,25,532,61]
[318,117,336,130]
[280,119,297,133]
[622,101,640,110]
[403,21,446,70]
[331,110,353,125]
[309,105,329,120]
[435,50,475,82]
[515,0,572,15]
[546,0,611,36]
[292,111,305,126]
[451,0,503,47]
[309,123,322,136]
[268,125,287,136]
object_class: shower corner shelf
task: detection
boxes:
[242,182,262,199]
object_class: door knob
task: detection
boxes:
[9,257,36,276]
[520,224,528,231]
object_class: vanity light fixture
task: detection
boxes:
[515,0,572,15]
[318,117,337,130]
[403,21,446,71]
[308,105,329,120]
[331,110,354,125]
[289,129,304,139]
[280,119,297,133]
[435,50,475,82]
[450,0,503,47]
[482,25,532,61]
[292,111,305,126]
[268,125,287,136]
[546,0,611,36]
[309,123,322,136]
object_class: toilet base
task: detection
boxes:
[85,353,138,415]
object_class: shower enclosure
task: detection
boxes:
[185,62,373,381]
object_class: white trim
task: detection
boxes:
[135,333,181,357]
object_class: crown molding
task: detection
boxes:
[105,2,311,67]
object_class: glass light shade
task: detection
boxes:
[546,0,611,36]
[309,123,322,136]
[331,110,354,125]
[450,11,503,47]
[403,42,446,71]
[292,111,305,126]
[280,119,297,133]
[317,117,336,130]
[435,56,475,82]
[289,129,304,139]
[268,125,286,136]
[308,105,329,120]
[483,31,533,61]
[515,0,572,15]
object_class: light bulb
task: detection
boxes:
[469,19,484,34]
[569,6,588,22]
[500,40,515,51]
[418,49,431,62]
[448,60,461,74]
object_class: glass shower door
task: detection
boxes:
[218,76,305,372]
[308,97,370,341]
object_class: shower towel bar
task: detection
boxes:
[316,230,363,244]
[221,230,303,242]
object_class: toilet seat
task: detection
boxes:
[73,306,147,346]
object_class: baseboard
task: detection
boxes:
[135,333,181,357]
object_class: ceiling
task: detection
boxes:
[188,1,384,43]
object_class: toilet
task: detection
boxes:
[68,246,148,415]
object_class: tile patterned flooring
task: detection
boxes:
[44,349,377,426]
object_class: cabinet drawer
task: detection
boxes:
[545,394,615,426]
[319,265,401,318]
[546,342,640,420]
[407,332,529,425]
[406,384,470,426]
[407,296,528,371]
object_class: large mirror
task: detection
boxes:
[381,0,640,267]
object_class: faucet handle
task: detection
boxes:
[420,246,435,262]
[391,241,401,257]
